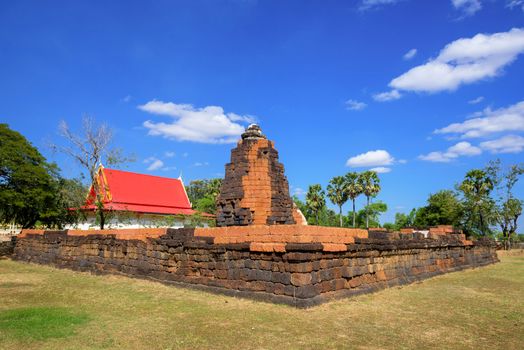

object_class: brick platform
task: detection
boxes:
[13,226,498,307]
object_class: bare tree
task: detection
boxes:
[51,116,130,229]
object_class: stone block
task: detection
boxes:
[291,273,313,286]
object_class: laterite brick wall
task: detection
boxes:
[13,227,498,307]
[0,238,15,256]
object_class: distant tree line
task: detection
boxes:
[294,162,523,248]
[382,161,523,248]
[294,170,383,229]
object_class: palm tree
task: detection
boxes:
[306,184,326,225]
[327,176,349,227]
[359,171,381,229]
[345,172,363,228]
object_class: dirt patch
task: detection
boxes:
[497,249,524,257]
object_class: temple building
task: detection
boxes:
[71,165,211,229]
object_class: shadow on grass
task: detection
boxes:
[0,307,90,341]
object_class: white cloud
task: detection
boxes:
[506,0,524,11]
[359,0,402,11]
[468,96,484,104]
[193,162,210,167]
[370,166,392,173]
[447,141,482,155]
[227,113,257,124]
[452,0,482,17]
[403,48,417,60]
[147,159,164,171]
[435,100,524,138]
[139,100,255,144]
[292,187,306,197]
[122,95,132,103]
[373,89,402,102]
[419,141,482,162]
[164,151,176,158]
[347,150,395,167]
[144,156,172,171]
[390,28,524,93]
[398,159,408,164]
[345,99,367,111]
[480,135,524,153]
[418,151,454,163]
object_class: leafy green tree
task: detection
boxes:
[327,176,349,227]
[318,207,340,227]
[306,184,326,225]
[193,196,216,214]
[354,201,387,229]
[485,160,524,249]
[43,177,88,228]
[0,124,62,228]
[458,169,495,236]
[413,190,462,228]
[186,179,208,203]
[393,208,416,230]
[345,172,363,228]
[186,178,223,214]
[359,171,381,229]
[383,222,396,231]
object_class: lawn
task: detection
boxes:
[0,252,522,350]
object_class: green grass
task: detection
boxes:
[0,252,522,350]
[0,307,89,340]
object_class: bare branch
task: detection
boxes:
[51,115,132,230]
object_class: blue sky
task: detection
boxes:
[1,0,524,225]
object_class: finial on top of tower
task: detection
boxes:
[241,124,266,140]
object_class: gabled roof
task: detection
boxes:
[83,166,210,216]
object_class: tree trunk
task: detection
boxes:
[352,199,356,228]
[507,233,512,250]
[99,209,105,230]
[339,205,343,227]
[366,196,370,229]
[479,208,484,235]
[96,197,105,230]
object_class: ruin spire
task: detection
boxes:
[216,124,296,226]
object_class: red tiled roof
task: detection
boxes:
[83,167,212,217]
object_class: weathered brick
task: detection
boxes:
[290,273,313,287]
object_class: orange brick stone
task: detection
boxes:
[249,242,286,252]
[322,243,348,252]
[205,225,363,246]
[19,229,45,237]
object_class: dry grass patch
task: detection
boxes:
[0,256,522,350]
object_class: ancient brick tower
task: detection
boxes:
[216,124,296,226]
